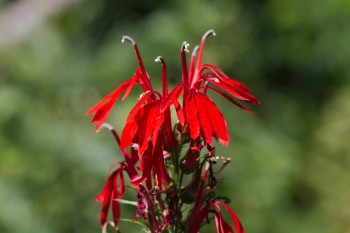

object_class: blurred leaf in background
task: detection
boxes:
[0,0,349,232]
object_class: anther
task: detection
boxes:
[102,221,121,233]
[155,56,166,66]
[96,123,114,133]
[121,35,136,45]
[181,41,190,53]
[202,29,216,40]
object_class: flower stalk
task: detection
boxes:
[86,29,259,233]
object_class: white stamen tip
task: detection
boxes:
[131,143,139,150]
[181,41,190,53]
[95,123,114,133]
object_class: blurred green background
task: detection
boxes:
[0,0,349,232]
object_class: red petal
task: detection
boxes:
[99,171,118,226]
[120,93,154,149]
[139,102,163,155]
[202,64,250,92]
[200,95,229,146]
[120,117,138,149]
[111,197,121,227]
[222,217,235,233]
[149,103,164,152]
[161,108,176,150]
[86,80,131,129]
[122,69,142,100]
[130,146,154,185]
[154,139,171,186]
[195,93,213,145]
[188,205,210,233]
[184,90,200,140]
[203,64,260,104]
[125,90,153,123]
[85,92,114,116]
[173,99,185,126]
[213,202,245,233]
[208,87,253,113]
[213,210,225,233]
[207,78,256,103]
[162,84,183,111]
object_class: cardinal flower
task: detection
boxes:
[187,159,244,233]
[189,201,245,233]
[119,57,183,187]
[85,36,153,130]
[178,30,260,146]
[94,124,140,227]
[86,30,258,233]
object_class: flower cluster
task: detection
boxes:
[86,29,259,233]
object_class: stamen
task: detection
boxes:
[155,56,165,65]
[96,123,129,160]
[215,158,231,179]
[181,41,190,53]
[102,221,120,233]
[191,30,216,88]
[202,29,216,40]
[121,35,135,45]
[208,77,219,83]
[188,45,199,82]
[96,122,114,133]
[155,56,168,97]
[191,45,200,57]
[139,90,151,99]
[181,42,190,88]
[121,35,153,92]
[114,199,138,206]
[131,143,139,151]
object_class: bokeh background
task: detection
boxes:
[0,0,349,232]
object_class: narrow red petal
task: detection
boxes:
[203,64,260,104]
[86,80,132,129]
[130,146,154,185]
[161,108,176,150]
[188,205,210,233]
[99,171,118,226]
[86,80,131,115]
[122,69,142,100]
[184,91,200,140]
[162,84,183,111]
[200,94,229,146]
[208,87,253,113]
[195,93,213,145]
[139,102,162,155]
[111,197,121,227]
[125,90,153,123]
[120,118,138,149]
[154,139,171,185]
[213,202,245,233]
[213,210,225,233]
[173,99,185,126]
[85,92,114,116]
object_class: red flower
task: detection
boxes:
[95,163,125,227]
[129,139,171,188]
[188,160,244,233]
[86,31,257,232]
[85,36,153,130]
[94,124,139,227]
[189,202,245,233]
[179,30,260,146]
